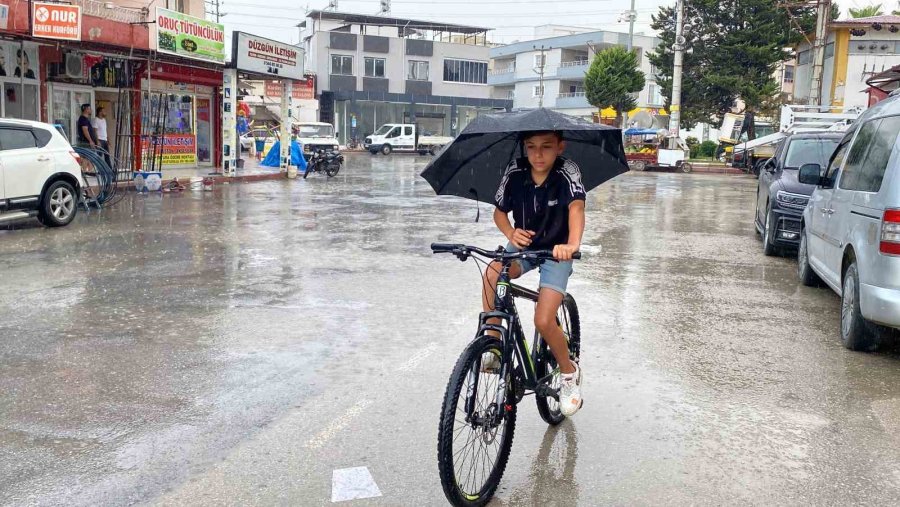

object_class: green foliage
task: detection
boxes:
[849,4,883,17]
[698,140,718,158]
[584,46,646,124]
[648,0,816,135]
[685,136,700,147]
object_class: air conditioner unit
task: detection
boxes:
[65,54,83,79]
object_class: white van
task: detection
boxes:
[798,93,900,350]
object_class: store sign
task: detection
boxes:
[154,8,224,64]
[234,32,304,80]
[141,134,197,166]
[32,2,81,41]
[264,77,315,100]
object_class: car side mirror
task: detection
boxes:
[763,158,776,172]
[798,163,823,185]
[335,131,340,138]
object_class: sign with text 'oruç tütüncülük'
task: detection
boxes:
[154,7,224,64]
[233,31,304,81]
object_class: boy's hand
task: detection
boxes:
[508,229,535,249]
[553,243,580,261]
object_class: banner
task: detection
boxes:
[154,8,224,64]
[32,2,81,41]
[264,77,315,100]
[142,134,197,166]
[233,32,304,80]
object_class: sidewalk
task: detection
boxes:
[159,157,286,185]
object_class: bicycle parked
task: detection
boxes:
[303,149,344,179]
[431,243,581,507]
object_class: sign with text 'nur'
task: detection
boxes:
[32,2,81,41]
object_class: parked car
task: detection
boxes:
[240,129,276,151]
[292,122,340,156]
[755,132,842,255]
[0,119,84,228]
[364,123,453,155]
[797,95,900,351]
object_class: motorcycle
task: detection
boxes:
[303,149,344,179]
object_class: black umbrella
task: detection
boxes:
[421,108,628,206]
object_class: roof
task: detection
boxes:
[306,10,491,34]
[832,15,900,28]
[867,64,900,92]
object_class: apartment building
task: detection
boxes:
[488,29,663,124]
[300,10,512,144]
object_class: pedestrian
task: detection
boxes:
[77,104,99,151]
[92,106,111,168]
[483,131,586,416]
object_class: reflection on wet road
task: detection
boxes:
[2,154,900,505]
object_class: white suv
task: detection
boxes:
[0,119,84,227]
[798,95,900,351]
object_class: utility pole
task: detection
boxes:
[533,45,548,108]
[668,0,685,148]
[626,0,637,51]
[809,0,831,106]
[205,0,225,23]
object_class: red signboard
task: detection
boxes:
[264,77,315,100]
[32,2,81,41]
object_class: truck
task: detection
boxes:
[292,121,341,156]
[364,123,454,155]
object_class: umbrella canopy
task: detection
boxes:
[421,108,628,204]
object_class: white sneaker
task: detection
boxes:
[481,351,500,373]
[559,363,583,417]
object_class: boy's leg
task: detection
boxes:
[534,289,575,374]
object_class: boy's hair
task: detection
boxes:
[521,130,564,142]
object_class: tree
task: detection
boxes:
[584,46,645,128]
[849,3,884,17]
[648,0,817,138]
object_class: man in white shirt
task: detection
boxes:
[92,106,111,167]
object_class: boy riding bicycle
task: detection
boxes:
[483,130,585,417]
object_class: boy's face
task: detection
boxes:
[524,133,565,173]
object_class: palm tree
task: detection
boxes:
[849,3,884,17]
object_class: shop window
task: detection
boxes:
[4,83,38,121]
[443,59,487,84]
[365,57,386,78]
[331,55,353,76]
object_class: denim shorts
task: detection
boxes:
[505,243,573,295]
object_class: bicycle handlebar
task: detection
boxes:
[431,243,581,261]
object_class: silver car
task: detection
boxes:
[798,93,900,351]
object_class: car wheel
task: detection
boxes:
[841,263,880,352]
[632,161,646,172]
[763,207,778,256]
[381,144,392,155]
[39,180,78,227]
[798,231,821,287]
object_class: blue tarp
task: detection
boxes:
[260,140,308,171]
[623,128,661,136]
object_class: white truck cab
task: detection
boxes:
[293,122,340,156]
[364,123,453,155]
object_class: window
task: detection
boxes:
[784,138,839,168]
[403,126,413,136]
[534,54,546,68]
[797,49,811,66]
[408,60,429,81]
[533,85,544,98]
[784,65,795,84]
[385,127,400,138]
[825,137,851,181]
[840,116,900,192]
[839,121,878,190]
[648,84,664,105]
[0,128,36,150]
[331,55,353,76]
[365,57,386,78]
[443,59,488,84]
[825,42,835,59]
[167,0,185,12]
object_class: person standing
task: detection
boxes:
[92,106,111,167]
[77,104,98,151]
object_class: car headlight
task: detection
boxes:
[333,145,339,150]
[776,190,809,210]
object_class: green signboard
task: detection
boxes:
[154,7,224,64]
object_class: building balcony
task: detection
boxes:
[555,92,590,109]
[557,60,589,79]
[487,68,516,86]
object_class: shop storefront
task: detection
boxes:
[140,80,216,167]
[0,41,41,121]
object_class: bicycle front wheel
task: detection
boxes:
[535,294,581,425]
[437,335,516,506]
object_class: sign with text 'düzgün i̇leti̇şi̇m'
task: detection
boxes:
[154,7,224,64]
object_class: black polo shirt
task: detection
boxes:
[494,156,586,250]
[77,115,96,145]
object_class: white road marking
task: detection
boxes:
[331,466,382,502]
[305,399,374,450]
[398,342,439,372]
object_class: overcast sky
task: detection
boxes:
[216,0,868,50]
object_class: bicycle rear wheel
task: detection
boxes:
[437,335,516,506]
[535,294,581,425]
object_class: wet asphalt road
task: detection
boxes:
[3,154,900,506]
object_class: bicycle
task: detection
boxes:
[431,243,581,507]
